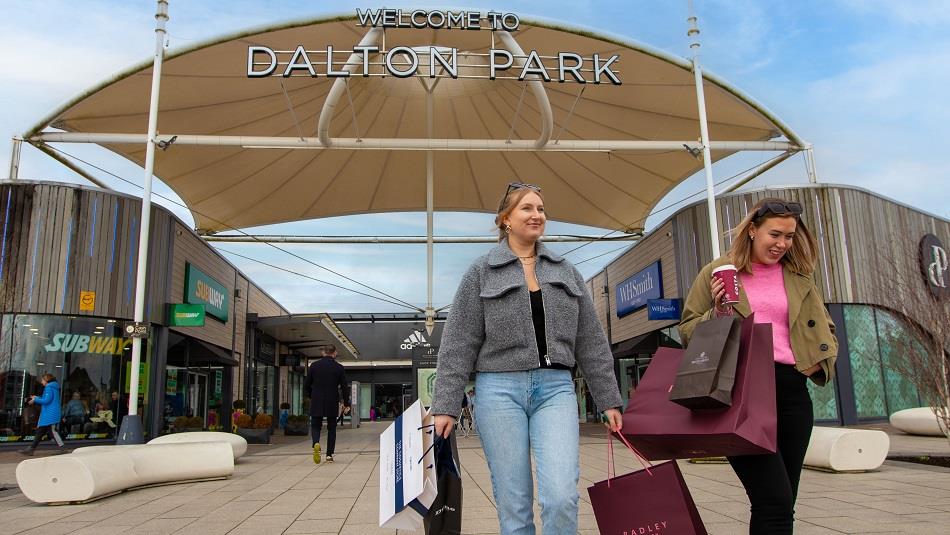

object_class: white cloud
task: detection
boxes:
[837,0,950,26]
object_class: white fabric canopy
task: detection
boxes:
[28,15,802,233]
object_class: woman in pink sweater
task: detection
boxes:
[679,197,838,534]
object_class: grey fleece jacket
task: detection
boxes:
[430,239,623,417]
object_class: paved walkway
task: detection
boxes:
[0,423,948,534]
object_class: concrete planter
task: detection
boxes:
[284,422,308,436]
[236,427,271,444]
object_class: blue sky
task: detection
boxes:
[1,1,947,313]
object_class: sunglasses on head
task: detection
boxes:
[498,182,542,212]
[755,201,803,218]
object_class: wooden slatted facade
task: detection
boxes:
[593,184,949,346]
[0,182,288,336]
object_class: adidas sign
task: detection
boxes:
[400,330,430,350]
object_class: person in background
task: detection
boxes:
[679,198,838,535]
[304,344,350,464]
[431,182,623,534]
[20,373,65,455]
[63,391,87,433]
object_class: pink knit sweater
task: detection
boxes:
[739,262,796,365]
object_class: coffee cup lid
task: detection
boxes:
[712,264,737,274]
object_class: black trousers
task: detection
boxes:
[310,415,337,455]
[30,423,64,450]
[728,364,814,535]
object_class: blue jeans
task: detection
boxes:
[475,369,579,535]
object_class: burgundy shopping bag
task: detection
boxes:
[622,317,777,459]
[588,433,707,535]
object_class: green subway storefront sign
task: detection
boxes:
[168,303,206,327]
[185,263,228,322]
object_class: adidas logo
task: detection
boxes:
[400,330,430,350]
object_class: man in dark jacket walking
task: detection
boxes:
[304,344,349,464]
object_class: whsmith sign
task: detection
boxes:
[247,9,621,84]
[185,263,229,322]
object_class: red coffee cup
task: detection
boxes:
[712,264,740,305]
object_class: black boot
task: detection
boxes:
[18,448,35,456]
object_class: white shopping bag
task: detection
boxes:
[379,399,437,530]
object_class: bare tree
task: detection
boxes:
[871,233,950,443]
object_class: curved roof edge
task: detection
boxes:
[591,181,949,277]
[24,12,807,148]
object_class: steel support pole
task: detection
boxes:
[425,86,435,336]
[688,4,722,259]
[804,143,819,183]
[120,0,168,444]
[8,136,22,180]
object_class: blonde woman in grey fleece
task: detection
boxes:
[431,183,623,535]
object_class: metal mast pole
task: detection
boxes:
[424,83,436,336]
[688,1,722,258]
[118,0,168,444]
[8,136,22,180]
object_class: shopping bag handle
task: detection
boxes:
[606,431,653,487]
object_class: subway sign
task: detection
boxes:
[44,333,131,355]
[185,263,229,322]
[169,303,206,327]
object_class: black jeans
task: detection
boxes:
[728,364,814,535]
[30,423,64,450]
[311,415,337,455]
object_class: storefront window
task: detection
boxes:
[843,305,923,420]
[249,358,275,416]
[288,371,304,415]
[0,314,145,442]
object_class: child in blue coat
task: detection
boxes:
[20,373,65,455]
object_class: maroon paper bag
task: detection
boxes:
[622,318,777,459]
[588,435,707,535]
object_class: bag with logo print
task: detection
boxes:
[379,400,438,530]
[669,314,748,409]
[424,433,462,535]
[588,432,707,535]
[622,320,777,459]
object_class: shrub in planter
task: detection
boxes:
[235,413,269,444]
[174,415,204,432]
[285,414,309,436]
[254,414,273,429]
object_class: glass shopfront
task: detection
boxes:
[0,314,149,442]
[843,305,923,421]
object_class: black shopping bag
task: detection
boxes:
[669,314,749,409]
[424,434,462,535]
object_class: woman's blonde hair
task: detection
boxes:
[494,186,545,241]
[727,197,818,275]
[41,373,56,383]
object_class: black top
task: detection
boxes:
[530,289,571,370]
[303,356,350,418]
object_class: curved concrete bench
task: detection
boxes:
[147,431,248,459]
[16,442,233,504]
[889,407,948,437]
[804,426,889,472]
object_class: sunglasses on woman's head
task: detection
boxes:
[498,182,542,212]
[755,201,803,218]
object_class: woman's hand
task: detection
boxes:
[602,408,623,433]
[434,414,456,438]
[710,276,732,315]
[802,364,822,376]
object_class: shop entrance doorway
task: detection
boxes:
[373,383,411,419]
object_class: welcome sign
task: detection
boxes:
[616,261,663,317]
[248,8,621,85]
[185,263,229,322]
